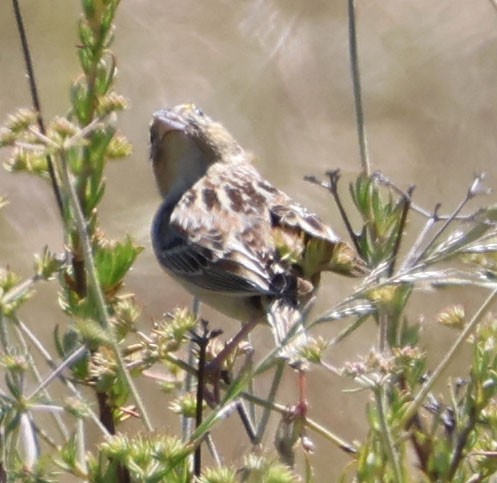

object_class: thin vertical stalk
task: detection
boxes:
[59,152,153,432]
[348,0,371,175]
[11,0,64,218]
[255,360,285,443]
[378,311,388,354]
[182,298,200,441]
[194,330,207,477]
[375,386,403,482]
[401,286,497,427]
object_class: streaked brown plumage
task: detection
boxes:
[150,104,364,365]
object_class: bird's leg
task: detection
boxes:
[294,369,308,418]
[206,317,260,402]
[275,370,310,467]
[190,320,222,409]
[274,369,312,464]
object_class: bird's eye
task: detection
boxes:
[194,107,204,117]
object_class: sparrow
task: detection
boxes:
[150,104,364,368]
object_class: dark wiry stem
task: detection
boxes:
[387,185,414,277]
[11,0,64,219]
[305,170,362,253]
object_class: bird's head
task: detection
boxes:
[150,104,242,199]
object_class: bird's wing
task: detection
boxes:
[152,161,279,296]
[266,184,367,277]
[269,196,341,242]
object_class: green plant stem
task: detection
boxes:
[164,353,197,375]
[255,360,285,443]
[400,286,497,427]
[16,317,110,436]
[28,346,87,399]
[378,311,388,354]
[0,274,41,350]
[375,386,403,482]
[1,275,40,307]
[348,0,370,175]
[12,320,69,441]
[151,350,358,452]
[410,175,482,267]
[400,211,438,271]
[243,391,356,454]
[59,151,153,432]
[0,313,9,355]
[76,418,88,477]
[182,298,199,442]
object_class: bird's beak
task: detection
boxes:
[152,110,187,139]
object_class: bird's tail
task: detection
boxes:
[266,298,314,371]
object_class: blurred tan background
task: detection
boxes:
[1,1,497,480]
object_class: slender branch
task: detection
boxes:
[378,311,388,354]
[315,171,484,222]
[409,174,485,267]
[28,347,87,399]
[447,407,476,480]
[75,419,88,477]
[58,151,153,431]
[242,391,357,454]
[400,287,497,427]
[348,0,371,174]
[16,317,111,436]
[205,434,221,467]
[255,360,285,443]
[375,386,404,482]
[400,207,439,272]
[12,318,69,441]
[194,353,205,476]
[234,400,257,443]
[182,298,200,442]
[325,170,362,251]
[11,0,64,218]
[387,187,414,277]
[192,320,211,477]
